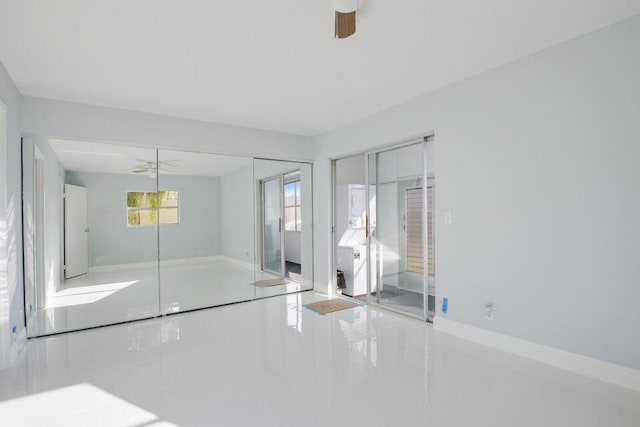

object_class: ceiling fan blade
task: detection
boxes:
[133,169,148,173]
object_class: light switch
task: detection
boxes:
[444,211,453,225]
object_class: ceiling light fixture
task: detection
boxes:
[332,0,361,39]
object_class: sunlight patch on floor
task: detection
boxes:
[0,383,178,427]
[48,280,139,309]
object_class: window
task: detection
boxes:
[284,180,301,231]
[127,190,179,226]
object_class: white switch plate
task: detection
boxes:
[444,211,453,225]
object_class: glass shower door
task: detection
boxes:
[367,141,428,319]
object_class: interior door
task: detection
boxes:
[64,184,89,278]
[366,140,428,319]
[262,176,284,276]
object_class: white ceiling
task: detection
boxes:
[2,1,639,136]
[50,139,252,177]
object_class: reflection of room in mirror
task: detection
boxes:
[253,159,313,300]
[22,138,161,336]
[22,139,314,337]
[157,149,258,314]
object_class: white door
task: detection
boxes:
[64,184,89,278]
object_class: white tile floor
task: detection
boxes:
[31,258,307,336]
[3,292,639,426]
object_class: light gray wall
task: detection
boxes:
[0,60,23,364]
[65,171,159,267]
[35,139,65,300]
[220,164,255,264]
[159,174,221,261]
[284,231,301,264]
[21,97,313,161]
[65,171,221,266]
[313,15,640,369]
[335,154,365,186]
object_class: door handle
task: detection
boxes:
[279,218,282,233]
[365,215,369,238]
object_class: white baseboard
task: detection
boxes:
[217,256,255,271]
[433,317,640,392]
[89,255,232,272]
[90,260,158,272]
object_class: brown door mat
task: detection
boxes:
[254,278,289,288]
[304,299,360,315]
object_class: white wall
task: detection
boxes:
[219,164,255,265]
[21,97,313,161]
[0,60,23,368]
[284,231,301,264]
[159,174,221,262]
[34,139,64,303]
[65,171,223,266]
[335,154,365,186]
[313,15,640,370]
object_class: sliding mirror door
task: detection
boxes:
[262,176,283,276]
[254,159,313,297]
[23,139,160,336]
[158,150,256,314]
[23,140,315,335]
[367,141,428,319]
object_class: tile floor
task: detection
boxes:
[2,292,639,426]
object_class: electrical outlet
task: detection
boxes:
[484,302,494,320]
[11,326,17,333]
[95,257,101,265]
[444,211,453,225]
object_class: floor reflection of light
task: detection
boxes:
[127,320,181,351]
[337,310,378,367]
[286,293,302,333]
[48,280,140,309]
[0,383,179,427]
[0,218,8,332]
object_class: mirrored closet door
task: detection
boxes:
[253,159,313,298]
[157,150,256,314]
[23,139,314,337]
[23,139,160,336]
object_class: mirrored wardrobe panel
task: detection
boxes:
[253,159,313,298]
[23,139,160,336]
[157,150,256,314]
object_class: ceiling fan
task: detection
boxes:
[132,159,179,177]
[332,0,362,39]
